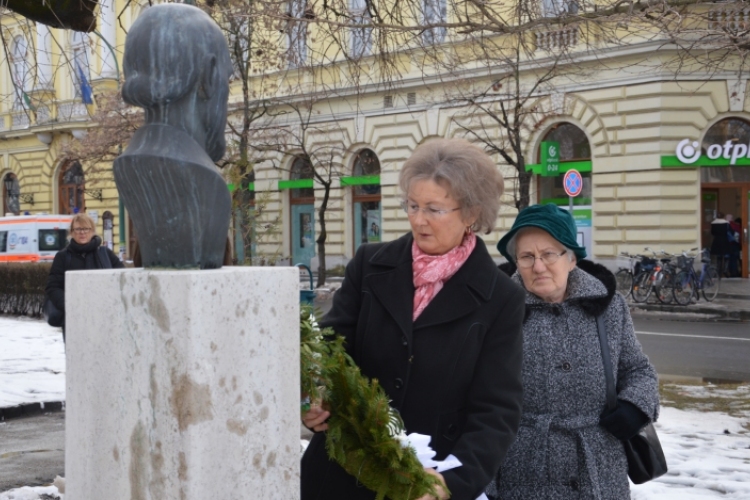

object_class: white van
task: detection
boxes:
[0,214,73,263]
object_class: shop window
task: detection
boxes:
[289,155,315,266]
[348,149,381,250]
[701,118,750,183]
[59,160,86,214]
[3,173,21,215]
[537,122,592,206]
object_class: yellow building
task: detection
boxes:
[1,0,131,253]
[2,1,748,278]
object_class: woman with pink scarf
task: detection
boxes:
[301,138,525,500]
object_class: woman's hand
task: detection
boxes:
[301,403,330,432]
[415,468,449,500]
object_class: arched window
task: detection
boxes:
[10,35,31,110]
[2,173,21,215]
[537,122,592,205]
[59,161,86,214]
[351,149,381,249]
[290,155,315,266]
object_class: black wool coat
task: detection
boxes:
[45,235,124,314]
[302,233,526,500]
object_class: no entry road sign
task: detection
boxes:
[563,169,583,197]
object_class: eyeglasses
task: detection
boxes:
[72,227,93,234]
[401,201,461,219]
[516,250,567,268]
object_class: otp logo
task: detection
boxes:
[675,139,701,164]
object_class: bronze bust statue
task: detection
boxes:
[114,3,232,269]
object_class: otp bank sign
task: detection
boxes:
[675,138,750,165]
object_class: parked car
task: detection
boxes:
[0,214,72,263]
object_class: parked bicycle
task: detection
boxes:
[673,248,720,305]
[649,249,689,305]
[615,252,640,298]
[631,248,661,303]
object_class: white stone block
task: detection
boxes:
[65,267,300,499]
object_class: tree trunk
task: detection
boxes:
[516,168,532,211]
[315,183,331,288]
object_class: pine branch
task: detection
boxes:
[300,307,445,500]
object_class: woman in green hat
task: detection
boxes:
[486,204,660,500]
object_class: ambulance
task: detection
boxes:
[0,214,73,263]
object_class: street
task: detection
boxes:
[316,291,750,383]
[633,317,750,382]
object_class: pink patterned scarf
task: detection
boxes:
[412,232,477,320]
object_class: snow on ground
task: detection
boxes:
[1,316,749,499]
[0,316,65,408]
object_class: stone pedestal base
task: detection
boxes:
[65,267,300,499]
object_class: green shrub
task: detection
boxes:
[0,263,51,317]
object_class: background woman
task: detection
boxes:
[45,213,124,342]
[487,204,659,499]
[301,138,525,500]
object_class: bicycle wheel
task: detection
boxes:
[631,271,653,303]
[655,270,675,304]
[701,267,720,302]
[673,271,695,305]
[615,269,633,298]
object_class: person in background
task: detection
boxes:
[727,214,741,277]
[45,213,124,342]
[710,212,731,277]
[301,138,525,500]
[734,217,743,275]
[486,204,659,500]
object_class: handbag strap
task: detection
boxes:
[596,315,617,412]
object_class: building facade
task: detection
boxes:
[2,1,748,278]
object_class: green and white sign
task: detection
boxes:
[540,141,560,176]
[662,138,750,167]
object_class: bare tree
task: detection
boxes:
[61,89,142,170]
[250,95,348,286]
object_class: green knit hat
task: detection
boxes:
[497,204,587,262]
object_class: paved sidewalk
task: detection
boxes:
[629,278,750,321]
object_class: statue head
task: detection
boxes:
[122,4,231,161]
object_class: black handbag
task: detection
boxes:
[44,297,65,328]
[596,315,667,484]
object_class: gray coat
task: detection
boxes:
[487,260,659,500]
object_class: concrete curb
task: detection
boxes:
[0,401,64,421]
[629,303,750,321]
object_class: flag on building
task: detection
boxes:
[76,63,93,105]
[21,91,37,112]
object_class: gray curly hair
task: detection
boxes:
[398,138,504,234]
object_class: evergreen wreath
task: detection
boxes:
[300,308,447,500]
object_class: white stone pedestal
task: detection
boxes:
[65,267,300,499]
